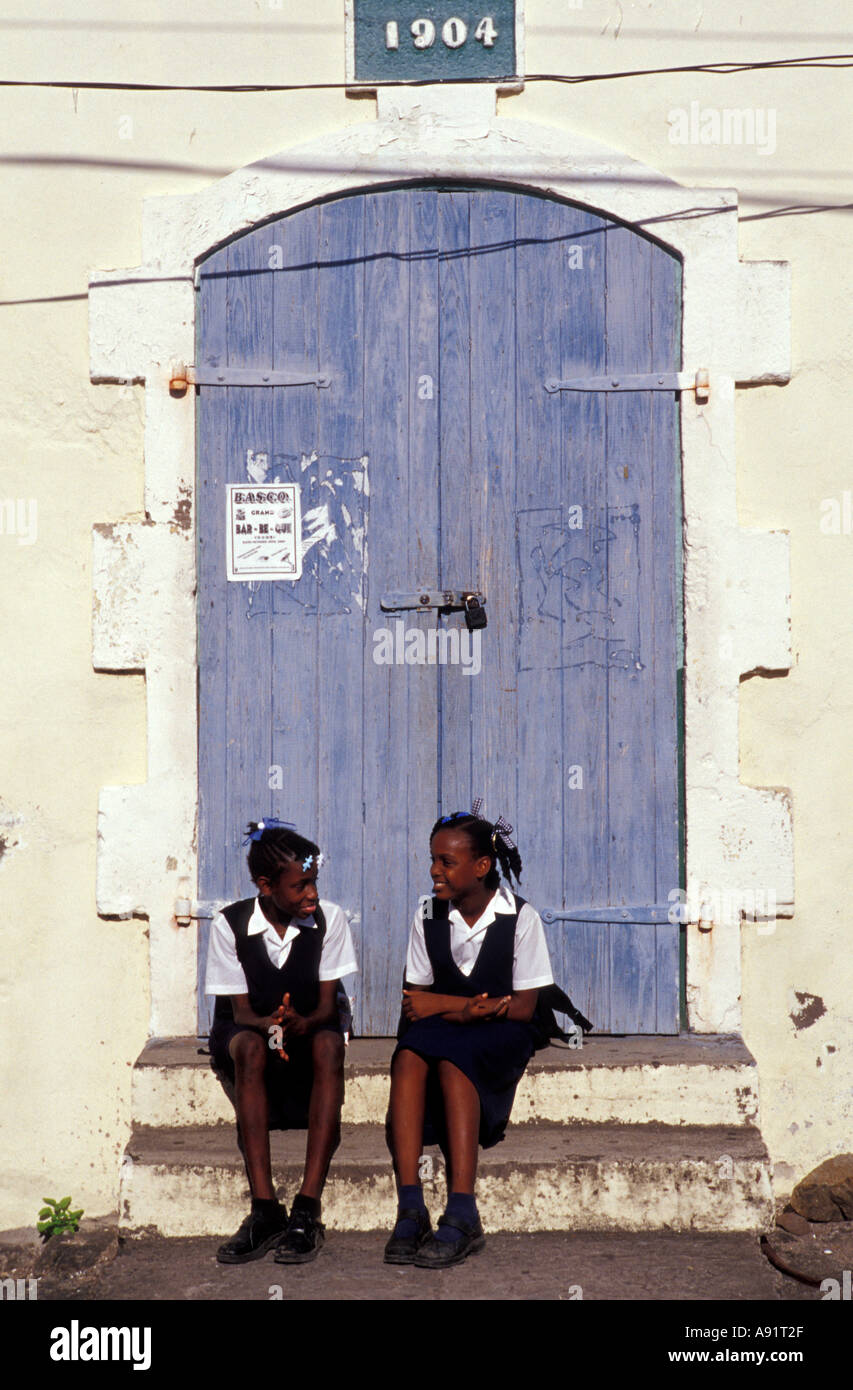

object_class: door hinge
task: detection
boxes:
[175,898,228,926]
[544,369,709,402]
[169,363,331,392]
[541,904,673,924]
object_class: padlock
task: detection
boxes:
[463,593,487,632]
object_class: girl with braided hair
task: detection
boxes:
[205,819,357,1265]
[384,802,555,1268]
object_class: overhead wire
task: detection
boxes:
[1,50,850,306]
[0,53,852,92]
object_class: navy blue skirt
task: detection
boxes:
[394,1016,537,1149]
[209,1019,342,1131]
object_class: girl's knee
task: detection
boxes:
[231,1031,267,1073]
[437,1059,479,1104]
[392,1048,427,1080]
[312,1029,345,1072]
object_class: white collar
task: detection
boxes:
[447,883,517,938]
[247,898,318,938]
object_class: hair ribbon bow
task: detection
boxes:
[491,814,516,850]
[470,797,515,849]
[242,817,297,846]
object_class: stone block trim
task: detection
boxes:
[89,88,793,1036]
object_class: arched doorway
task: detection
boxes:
[195,182,683,1035]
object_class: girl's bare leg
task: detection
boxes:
[388,1049,429,1185]
[229,1031,275,1200]
[437,1060,480,1194]
[299,1030,345,1199]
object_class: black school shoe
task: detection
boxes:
[413,1213,486,1268]
[274,1203,325,1264]
[383,1207,432,1265]
[216,1203,289,1264]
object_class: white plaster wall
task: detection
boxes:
[0,0,850,1223]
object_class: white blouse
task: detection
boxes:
[205,897,358,996]
[404,883,554,991]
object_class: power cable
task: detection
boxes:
[1,54,852,93]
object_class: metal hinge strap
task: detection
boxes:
[175,899,228,924]
[185,366,332,389]
[544,369,709,399]
[541,904,673,925]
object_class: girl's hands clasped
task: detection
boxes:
[268,991,310,1060]
[400,989,511,1024]
[460,993,511,1024]
[401,988,436,1022]
[279,991,309,1040]
[267,995,289,1061]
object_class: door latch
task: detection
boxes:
[380,588,487,632]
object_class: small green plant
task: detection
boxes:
[37,1196,84,1240]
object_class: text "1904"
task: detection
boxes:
[386,17,500,51]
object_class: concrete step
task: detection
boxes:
[133,1034,762,1129]
[119,1120,775,1236]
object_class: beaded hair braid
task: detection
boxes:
[429,811,523,890]
[244,823,320,886]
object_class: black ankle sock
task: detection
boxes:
[398,1184,427,1212]
[393,1184,427,1238]
[292,1192,320,1218]
[435,1191,478,1243]
[251,1197,281,1216]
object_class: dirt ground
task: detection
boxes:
[0,1225,823,1301]
[6,1227,845,1375]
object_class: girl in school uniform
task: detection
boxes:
[205,819,357,1264]
[385,802,569,1269]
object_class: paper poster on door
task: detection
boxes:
[225,484,303,581]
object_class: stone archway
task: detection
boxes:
[89,85,793,1038]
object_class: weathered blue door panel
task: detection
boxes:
[515,195,609,1029]
[196,185,682,1035]
[360,189,425,1031]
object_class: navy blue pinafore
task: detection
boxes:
[208,897,342,1130]
[393,894,538,1150]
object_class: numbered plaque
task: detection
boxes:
[346,1,522,85]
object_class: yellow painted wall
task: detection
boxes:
[1,0,851,1224]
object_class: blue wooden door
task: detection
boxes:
[196,185,682,1035]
